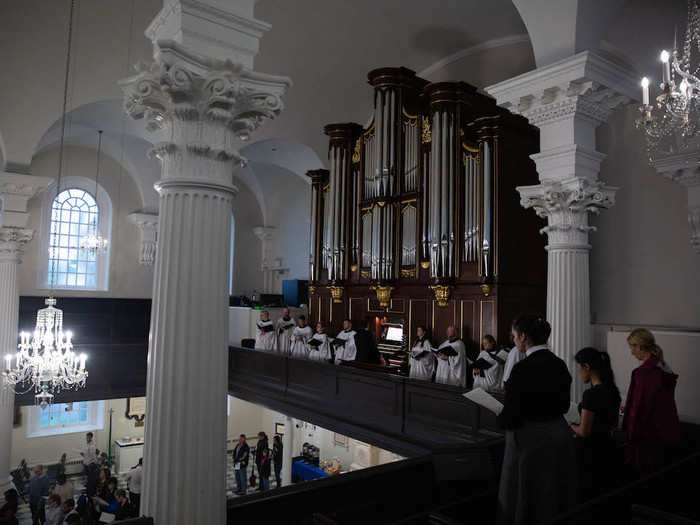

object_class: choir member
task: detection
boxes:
[622,328,682,476]
[472,335,509,392]
[276,307,296,355]
[333,319,357,364]
[254,310,276,350]
[435,325,466,387]
[570,347,622,500]
[497,315,577,525]
[289,316,313,360]
[409,325,435,381]
[502,342,525,389]
[307,322,333,362]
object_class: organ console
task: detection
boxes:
[307,67,546,349]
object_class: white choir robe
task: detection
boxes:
[333,329,357,363]
[472,349,509,392]
[435,338,467,387]
[276,317,296,355]
[289,325,314,359]
[409,339,436,381]
[254,320,276,351]
[307,332,333,362]
[502,346,525,387]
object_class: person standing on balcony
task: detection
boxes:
[473,335,509,392]
[276,307,296,355]
[255,310,276,351]
[307,322,333,362]
[290,316,314,359]
[409,325,435,381]
[353,319,383,364]
[333,319,357,364]
[435,325,466,387]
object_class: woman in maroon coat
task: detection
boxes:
[623,329,682,475]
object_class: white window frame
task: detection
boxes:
[27,400,105,438]
[38,176,112,291]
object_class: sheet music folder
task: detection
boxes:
[462,387,504,415]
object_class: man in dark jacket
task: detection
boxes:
[233,434,250,495]
[353,320,383,364]
[29,465,49,525]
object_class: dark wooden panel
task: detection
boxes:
[432,299,457,341]
[408,299,428,341]
[459,299,477,343]
[479,300,497,343]
[367,297,383,313]
[320,295,331,325]
[348,297,366,323]
[388,298,405,315]
[287,358,336,402]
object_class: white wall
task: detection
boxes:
[21,146,153,298]
[591,107,700,329]
[11,398,145,468]
[231,176,265,297]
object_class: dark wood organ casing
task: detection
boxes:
[308,67,545,347]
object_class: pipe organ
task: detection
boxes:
[308,67,546,347]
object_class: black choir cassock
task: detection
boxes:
[353,328,381,364]
[496,345,578,525]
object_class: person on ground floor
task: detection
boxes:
[233,434,250,495]
[52,474,73,505]
[259,448,272,491]
[113,490,136,521]
[44,495,63,525]
[497,314,577,525]
[255,432,269,492]
[29,464,49,525]
[125,458,142,512]
[273,435,283,488]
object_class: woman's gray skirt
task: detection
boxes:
[497,418,578,525]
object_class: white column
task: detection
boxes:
[127,212,159,265]
[120,4,289,521]
[0,172,50,499]
[0,227,33,496]
[487,51,637,400]
[281,416,293,486]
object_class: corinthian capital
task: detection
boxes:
[0,227,34,263]
[119,40,291,188]
[518,178,617,249]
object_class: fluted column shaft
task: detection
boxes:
[0,227,33,497]
[281,416,294,486]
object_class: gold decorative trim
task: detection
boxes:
[480,284,491,296]
[400,197,418,204]
[400,268,416,278]
[360,269,370,279]
[420,261,431,269]
[370,285,394,308]
[429,284,452,307]
[402,107,418,120]
[350,264,358,272]
[421,116,431,144]
[352,140,361,164]
[328,285,344,304]
[308,285,316,295]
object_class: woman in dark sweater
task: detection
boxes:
[570,347,621,499]
[497,315,577,525]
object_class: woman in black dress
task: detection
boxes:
[570,347,621,499]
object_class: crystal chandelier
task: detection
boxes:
[637,0,700,158]
[3,298,87,408]
[80,129,109,255]
[2,0,88,408]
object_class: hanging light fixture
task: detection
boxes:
[79,129,109,255]
[637,0,700,157]
[2,0,87,408]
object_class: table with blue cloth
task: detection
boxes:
[292,459,330,482]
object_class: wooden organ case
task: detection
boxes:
[307,67,545,350]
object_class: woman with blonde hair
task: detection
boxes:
[623,328,682,475]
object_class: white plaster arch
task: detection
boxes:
[240,138,325,180]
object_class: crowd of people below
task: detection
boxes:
[1,432,142,525]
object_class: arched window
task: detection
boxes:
[39,176,112,291]
[48,188,99,288]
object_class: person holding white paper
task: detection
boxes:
[496,314,577,525]
[435,325,466,387]
[409,325,435,381]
